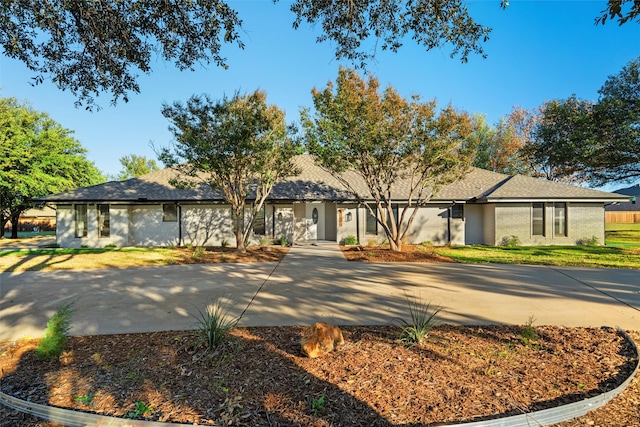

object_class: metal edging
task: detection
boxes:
[1,329,638,427]
[0,391,196,427]
[439,328,639,427]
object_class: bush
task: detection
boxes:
[190,297,239,349]
[397,293,441,345]
[499,235,521,247]
[259,236,272,246]
[520,316,540,348]
[191,246,205,259]
[420,241,435,255]
[278,235,289,246]
[343,235,357,245]
[576,236,599,246]
[37,301,75,360]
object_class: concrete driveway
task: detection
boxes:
[1,243,638,343]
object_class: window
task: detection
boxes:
[365,207,377,234]
[532,203,545,236]
[554,202,567,236]
[451,204,464,219]
[365,204,398,235]
[253,205,265,235]
[75,205,87,238]
[98,204,110,238]
[163,204,178,222]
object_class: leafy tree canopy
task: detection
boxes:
[0,97,104,237]
[0,0,505,109]
[471,107,535,176]
[586,56,640,184]
[3,1,633,109]
[158,90,301,253]
[301,68,476,252]
[527,96,596,184]
[595,0,640,25]
[114,154,160,181]
[290,0,498,66]
[0,1,244,110]
[522,57,639,186]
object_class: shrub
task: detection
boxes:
[576,236,599,246]
[343,235,357,245]
[259,236,272,246]
[190,297,239,349]
[420,241,435,255]
[500,235,521,247]
[520,316,540,348]
[36,301,75,360]
[397,293,441,345]
[278,235,289,246]
[191,246,205,259]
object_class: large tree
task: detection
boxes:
[585,56,640,185]
[522,57,640,186]
[471,107,535,175]
[301,68,476,252]
[0,1,244,110]
[0,97,104,238]
[114,154,160,181]
[525,96,595,184]
[2,1,633,109]
[0,1,507,109]
[158,90,301,253]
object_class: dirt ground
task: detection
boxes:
[1,245,638,426]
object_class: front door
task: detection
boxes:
[305,203,324,240]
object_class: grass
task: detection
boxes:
[0,247,186,273]
[2,224,639,271]
[605,222,640,246]
[434,223,640,269]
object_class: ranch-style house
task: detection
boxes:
[38,155,629,249]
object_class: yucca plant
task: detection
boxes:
[397,293,441,345]
[190,297,239,349]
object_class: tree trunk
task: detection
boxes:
[234,223,246,254]
[10,214,19,239]
[0,212,7,239]
[389,237,403,252]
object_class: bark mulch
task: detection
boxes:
[1,326,638,427]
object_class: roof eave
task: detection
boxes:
[478,197,631,203]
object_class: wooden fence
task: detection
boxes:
[606,211,640,223]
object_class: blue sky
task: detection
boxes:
[1,1,639,189]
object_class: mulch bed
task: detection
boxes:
[1,325,638,426]
[341,244,456,263]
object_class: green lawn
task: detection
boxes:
[435,223,640,269]
[0,247,186,272]
[605,222,640,247]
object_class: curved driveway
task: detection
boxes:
[1,243,638,342]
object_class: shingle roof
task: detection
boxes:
[38,154,627,204]
[477,174,629,202]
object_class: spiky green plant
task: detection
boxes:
[397,293,441,345]
[190,297,239,349]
